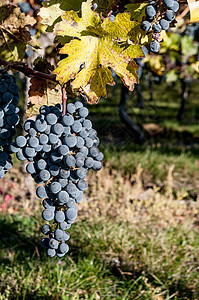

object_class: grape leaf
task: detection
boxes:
[125,2,148,23]
[0,0,36,61]
[26,59,62,117]
[39,0,87,27]
[53,1,144,103]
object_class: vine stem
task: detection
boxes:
[0,59,57,83]
[62,87,67,116]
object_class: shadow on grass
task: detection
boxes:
[0,216,197,299]
[0,215,44,264]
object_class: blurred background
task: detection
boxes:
[0,1,199,299]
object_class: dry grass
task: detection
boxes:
[0,165,199,299]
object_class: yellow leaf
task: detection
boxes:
[53,1,144,103]
[39,0,87,26]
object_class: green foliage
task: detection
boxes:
[160,31,199,82]
[125,2,148,22]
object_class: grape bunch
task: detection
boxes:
[0,70,20,178]
[14,102,103,257]
[141,0,179,53]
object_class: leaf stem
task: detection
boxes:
[0,59,57,83]
[62,87,67,116]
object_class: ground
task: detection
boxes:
[0,78,199,299]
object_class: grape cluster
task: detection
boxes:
[14,102,103,257]
[141,0,179,53]
[0,71,20,178]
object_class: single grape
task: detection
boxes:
[58,167,69,179]
[80,128,89,138]
[76,167,87,179]
[55,210,65,222]
[71,121,82,133]
[152,23,162,33]
[37,186,48,199]
[66,182,79,197]
[47,248,56,257]
[145,5,156,18]
[52,123,64,135]
[16,149,26,161]
[84,157,94,168]
[96,152,104,161]
[57,190,69,203]
[77,179,88,191]
[62,113,74,126]
[0,82,8,93]
[28,136,39,148]
[63,134,77,148]
[42,209,54,221]
[84,137,93,148]
[58,178,68,188]
[35,119,47,132]
[15,135,26,148]
[58,145,69,156]
[76,136,84,148]
[49,165,59,176]
[41,224,51,235]
[26,162,36,174]
[65,155,76,167]
[42,144,51,153]
[24,147,36,157]
[38,134,48,145]
[75,101,83,109]
[40,170,51,182]
[43,198,55,210]
[29,128,37,137]
[59,221,71,230]
[67,103,76,114]
[109,15,115,22]
[89,146,100,158]
[149,40,160,53]
[49,133,59,145]
[2,92,13,103]
[49,238,59,249]
[65,208,77,221]
[165,9,175,21]
[170,1,179,12]
[45,113,57,125]
[8,83,19,94]
[50,152,63,164]
[49,182,61,194]
[59,243,69,253]
[78,107,88,118]
[54,228,64,241]
[41,238,50,248]
[159,18,170,30]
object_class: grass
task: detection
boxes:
[0,75,198,299]
[0,167,199,299]
[85,78,199,190]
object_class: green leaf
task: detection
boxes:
[166,70,178,83]
[53,1,144,103]
[125,2,148,22]
[181,36,198,58]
